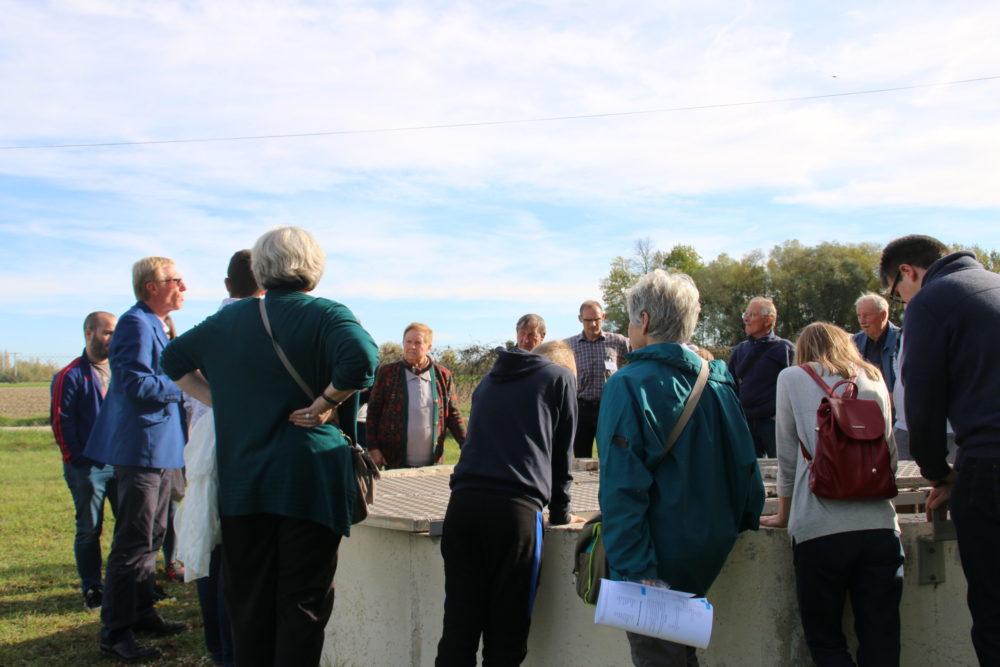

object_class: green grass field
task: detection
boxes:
[0,425,468,665]
[0,430,206,665]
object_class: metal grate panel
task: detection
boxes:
[363,458,932,533]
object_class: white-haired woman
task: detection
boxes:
[161,227,378,666]
[597,269,764,667]
[761,322,902,666]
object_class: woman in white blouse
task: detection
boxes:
[761,322,902,667]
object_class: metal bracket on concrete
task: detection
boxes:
[917,508,956,586]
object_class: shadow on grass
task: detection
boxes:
[0,579,209,666]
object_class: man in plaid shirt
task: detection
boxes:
[564,300,630,458]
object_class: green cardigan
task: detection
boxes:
[161,290,378,536]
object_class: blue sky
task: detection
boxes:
[2,0,999,364]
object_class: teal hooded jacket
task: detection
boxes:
[597,342,764,596]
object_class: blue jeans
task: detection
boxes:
[63,462,117,592]
[950,455,1000,665]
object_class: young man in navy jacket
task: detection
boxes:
[880,234,1000,665]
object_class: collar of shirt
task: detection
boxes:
[747,331,778,345]
[576,331,607,342]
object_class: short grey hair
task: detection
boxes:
[748,296,777,319]
[626,269,701,343]
[854,292,889,314]
[251,226,325,291]
[516,313,546,337]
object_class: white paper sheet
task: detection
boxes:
[593,579,713,648]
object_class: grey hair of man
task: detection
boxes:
[748,296,777,318]
[251,226,326,292]
[131,257,175,301]
[516,313,546,337]
[626,269,701,343]
[855,292,889,314]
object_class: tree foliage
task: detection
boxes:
[599,238,998,348]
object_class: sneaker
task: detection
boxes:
[83,586,103,610]
[164,562,185,583]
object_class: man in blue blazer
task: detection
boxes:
[84,256,189,662]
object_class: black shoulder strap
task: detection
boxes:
[260,298,315,402]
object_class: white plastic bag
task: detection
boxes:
[174,410,221,581]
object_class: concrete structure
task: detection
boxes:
[323,464,975,667]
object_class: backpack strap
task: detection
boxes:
[797,364,860,462]
[799,363,836,396]
[647,357,710,471]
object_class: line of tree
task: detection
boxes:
[600,238,1000,348]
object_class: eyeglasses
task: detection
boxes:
[158,278,184,286]
[742,312,764,319]
[581,318,603,324]
[886,270,904,304]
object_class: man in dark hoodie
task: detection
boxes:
[435,341,578,666]
[880,234,1000,665]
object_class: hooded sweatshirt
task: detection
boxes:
[450,347,578,524]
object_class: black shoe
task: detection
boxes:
[151,583,175,603]
[100,637,162,663]
[133,613,188,637]
[83,586,103,610]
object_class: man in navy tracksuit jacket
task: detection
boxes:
[436,344,578,666]
[51,311,118,609]
[880,236,1000,664]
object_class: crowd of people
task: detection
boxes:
[47,230,999,666]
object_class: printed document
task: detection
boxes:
[593,579,713,648]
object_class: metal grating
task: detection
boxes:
[363,458,932,533]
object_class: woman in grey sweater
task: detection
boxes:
[761,322,902,667]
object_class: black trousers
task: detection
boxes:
[101,466,172,643]
[220,513,342,667]
[793,529,903,667]
[573,398,600,458]
[436,490,543,667]
[950,455,1000,665]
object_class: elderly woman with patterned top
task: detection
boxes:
[160,226,378,666]
[366,322,467,469]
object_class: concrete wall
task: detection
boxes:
[324,519,974,666]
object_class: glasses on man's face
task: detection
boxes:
[886,270,905,304]
[158,278,184,286]
[581,318,602,324]
[742,312,762,319]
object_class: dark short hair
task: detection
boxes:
[578,300,603,316]
[878,235,949,288]
[227,249,260,298]
[83,311,115,332]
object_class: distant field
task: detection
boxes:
[0,385,50,418]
